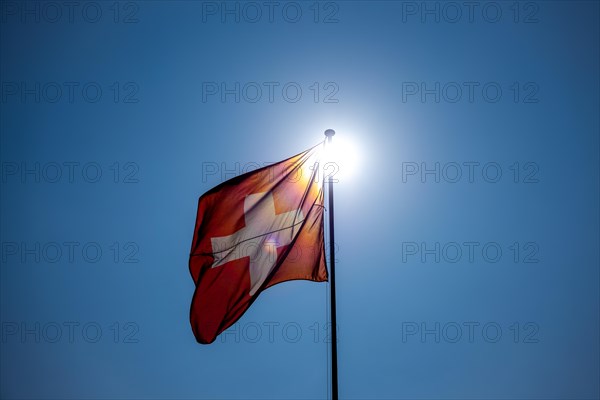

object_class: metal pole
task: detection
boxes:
[324,128,338,400]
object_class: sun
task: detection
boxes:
[323,133,360,183]
[298,128,364,186]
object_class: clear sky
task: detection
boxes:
[1,1,598,399]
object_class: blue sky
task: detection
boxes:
[1,1,598,399]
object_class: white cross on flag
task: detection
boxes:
[189,144,328,344]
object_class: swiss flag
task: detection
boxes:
[189,144,328,344]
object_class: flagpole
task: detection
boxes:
[324,129,338,400]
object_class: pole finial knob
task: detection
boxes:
[324,129,336,137]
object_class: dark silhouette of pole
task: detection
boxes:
[324,128,338,400]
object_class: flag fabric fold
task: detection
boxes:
[189,143,328,344]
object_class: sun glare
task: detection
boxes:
[323,134,360,183]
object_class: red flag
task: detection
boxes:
[189,144,328,344]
